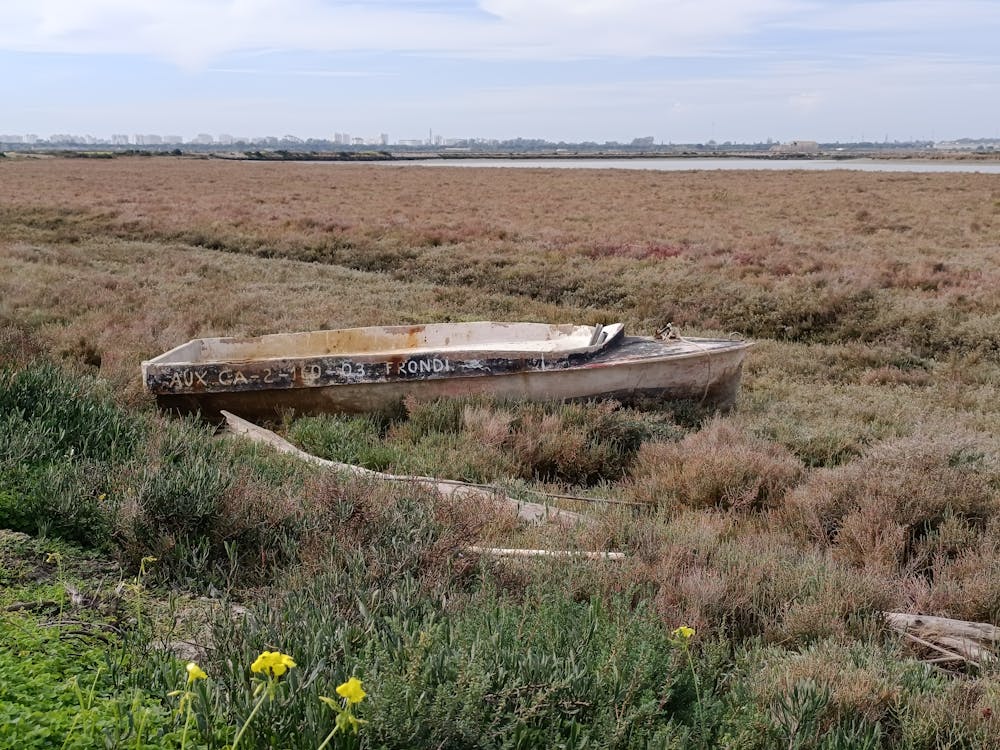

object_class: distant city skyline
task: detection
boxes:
[7,131,999,150]
[5,127,1000,152]
[3,1,999,143]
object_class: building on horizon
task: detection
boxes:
[769,140,819,154]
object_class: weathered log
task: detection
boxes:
[885,612,1000,641]
[884,612,999,666]
[221,410,587,526]
[896,630,981,669]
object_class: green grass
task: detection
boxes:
[288,397,651,487]
[0,616,174,749]
[1,355,999,748]
[0,532,199,749]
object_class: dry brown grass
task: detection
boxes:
[781,433,997,548]
[1,158,998,346]
[747,639,998,743]
[627,415,804,510]
[2,155,999,648]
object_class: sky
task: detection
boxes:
[2,0,999,144]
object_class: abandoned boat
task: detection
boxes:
[142,321,750,420]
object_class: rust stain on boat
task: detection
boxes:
[142,321,748,421]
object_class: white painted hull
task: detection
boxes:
[147,326,750,420]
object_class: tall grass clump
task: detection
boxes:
[286,412,403,471]
[0,359,314,586]
[0,361,145,545]
[389,398,650,485]
[780,433,999,574]
[627,417,803,511]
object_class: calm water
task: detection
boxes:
[384,158,1000,174]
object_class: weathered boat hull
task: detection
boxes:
[149,335,750,421]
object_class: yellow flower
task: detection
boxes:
[335,677,366,705]
[186,662,207,683]
[672,625,695,640]
[250,651,296,678]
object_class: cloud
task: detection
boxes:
[785,0,1000,34]
[788,91,823,113]
[391,54,1000,141]
[2,1,471,67]
[208,67,390,78]
[1,0,807,66]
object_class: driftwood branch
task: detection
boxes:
[897,631,981,670]
[884,611,999,667]
[221,410,587,526]
[467,546,626,560]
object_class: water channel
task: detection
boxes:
[377,157,1000,174]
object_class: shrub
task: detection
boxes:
[117,418,314,586]
[907,514,1000,621]
[780,433,999,574]
[627,417,803,511]
[738,639,1000,749]
[0,322,45,369]
[0,362,143,544]
[0,362,144,464]
[374,398,649,486]
[634,515,893,642]
[716,281,882,344]
[286,412,402,471]
[185,578,703,749]
[396,396,466,440]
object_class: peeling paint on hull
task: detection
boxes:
[143,323,750,420]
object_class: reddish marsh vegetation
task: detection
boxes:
[1,156,999,745]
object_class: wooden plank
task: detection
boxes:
[467,547,625,560]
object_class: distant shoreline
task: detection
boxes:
[3,147,1000,164]
[225,149,1000,163]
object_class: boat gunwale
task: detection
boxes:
[143,337,750,372]
[141,321,627,368]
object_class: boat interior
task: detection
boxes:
[144,322,626,365]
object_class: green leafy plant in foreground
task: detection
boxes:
[0,615,179,749]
